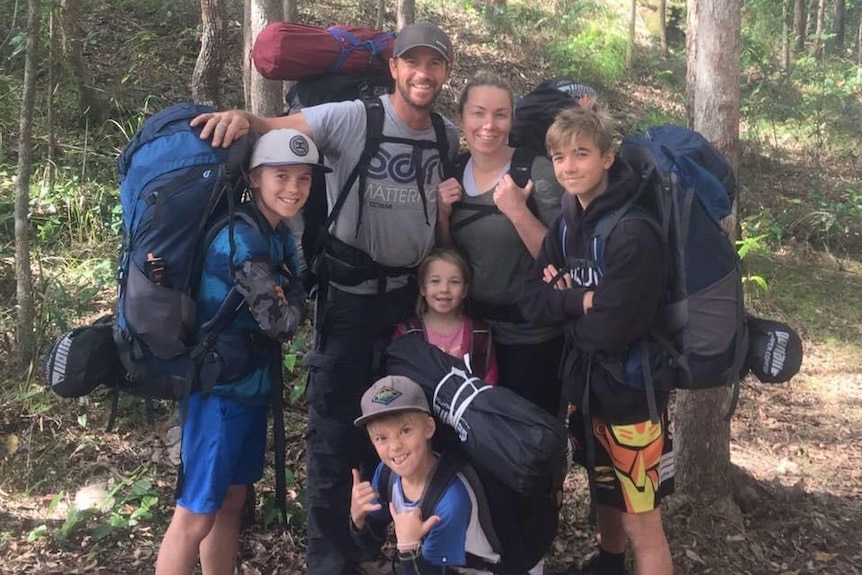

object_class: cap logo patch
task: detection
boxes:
[372,386,402,405]
[289,135,309,156]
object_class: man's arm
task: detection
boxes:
[190,109,312,147]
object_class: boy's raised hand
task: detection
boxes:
[389,502,440,549]
[350,468,381,530]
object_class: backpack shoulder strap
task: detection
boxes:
[419,449,466,520]
[398,314,426,338]
[377,464,394,508]
[430,111,455,179]
[466,317,492,379]
[509,147,535,189]
[325,98,385,233]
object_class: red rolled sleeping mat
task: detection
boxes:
[252,21,395,81]
[384,334,569,498]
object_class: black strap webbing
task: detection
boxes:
[270,343,288,525]
[449,146,540,234]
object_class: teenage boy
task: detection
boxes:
[350,375,480,574]
[155,129,328,575]
[191,21,461,575]
[519,106,674,575]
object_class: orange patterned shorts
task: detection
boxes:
[569,408,675,513]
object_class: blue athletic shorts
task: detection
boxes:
[176,393,268,514]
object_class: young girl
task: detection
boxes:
[394,248,498,384]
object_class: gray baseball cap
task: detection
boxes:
[249,128,332,172]
[393,21,452,62]
[354,375,432,427]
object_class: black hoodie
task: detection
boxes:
[518,158,669,424]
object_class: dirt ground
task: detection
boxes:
[1,315,860,575]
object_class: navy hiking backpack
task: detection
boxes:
[561,125,748,420]
[113,102,257,402]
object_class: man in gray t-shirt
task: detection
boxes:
[192,21,460,575]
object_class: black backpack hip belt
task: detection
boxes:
[322,235,417,288]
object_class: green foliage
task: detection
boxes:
[261,468,304,529]
[283,332,309,405]
[788,187,862,252]
[547,6,629,87]
[26,471,161,545]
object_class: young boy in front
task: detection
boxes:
[350,375,485,574]
[155,129,329,575]
[519,106,674,575]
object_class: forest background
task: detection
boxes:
[0,0,860,573]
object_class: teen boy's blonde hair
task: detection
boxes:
[545,105,615,157]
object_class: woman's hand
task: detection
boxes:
[389,501,440,549]
[190,110,252,147]
[494,173,534,220]
[436,177,462,221]
[350,468,382,530]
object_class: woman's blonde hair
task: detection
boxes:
[416,247,471,316]
[457,70,515,117]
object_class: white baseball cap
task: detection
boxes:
[249,128,332,173]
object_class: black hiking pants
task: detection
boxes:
[496,336,566,418]
[304,283,416,575]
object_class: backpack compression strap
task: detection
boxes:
[449,147,540,234]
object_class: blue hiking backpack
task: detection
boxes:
[561,125,748,420]
[113,102,258,403]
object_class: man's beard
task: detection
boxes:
[396,82,438,112]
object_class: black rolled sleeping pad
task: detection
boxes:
[384,334,568,498]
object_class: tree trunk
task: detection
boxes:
[47,7,56,193]
[283,0,298,21]
[678,0,742,504]
[833,0,845,54]
[16,0,40,366]
[375,0,386,29]
[813,0,825,58]
[626,0,637,68]
[685,0,698,128]
[397,0,414,30]
[793,0,806,53]
[246,0,283,116]
[782,0,792,73]
[659,0,668,54]
[192,0,230,107]
[857,7,862,166]
[58,0,98,118]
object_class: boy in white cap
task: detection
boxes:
[191,21,462,575]
[350,375,477,574]
[155,130,330,575]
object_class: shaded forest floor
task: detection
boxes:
[2,0,862,573]
[1,286,861,575]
